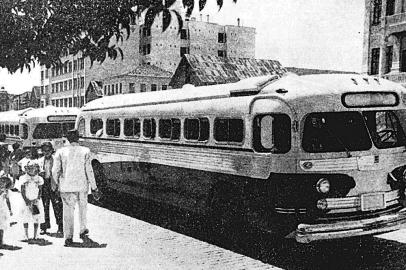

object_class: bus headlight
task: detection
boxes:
[316,178,330,194]
[316,199,328,210]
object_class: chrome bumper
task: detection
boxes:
[294,208,406,243]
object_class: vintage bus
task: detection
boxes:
[0,106,79,150]
[77,73,406,243]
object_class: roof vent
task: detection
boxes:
[374,78,380,84]
[351,78,358,85]
[275,88,288,94]
[229,75,280,97]
[363,78,369,84]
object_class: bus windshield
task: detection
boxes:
[363,111,406,149]
[32,122,75,139]
[302,111,406,153]
[302,112,372,153]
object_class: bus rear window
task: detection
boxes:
[302,112,371,153]
[33,123,63,139]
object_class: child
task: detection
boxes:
[0,176,13,246]
[16,161,45,240]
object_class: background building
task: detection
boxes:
[362,0,406,85]
[40,10,255,108]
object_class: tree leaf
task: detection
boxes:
[199,0,207,11]
[173,10,183,34]
[162,9,171,32]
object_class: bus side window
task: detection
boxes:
[78,118,85,137]
[253,114,291,153]
[90,118,103,135]
[21,124,28,139]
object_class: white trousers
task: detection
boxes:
[60,191,88,240]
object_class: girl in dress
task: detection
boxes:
[17,161,45,240]
[0,176,13,246]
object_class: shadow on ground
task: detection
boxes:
[92,191,406,270]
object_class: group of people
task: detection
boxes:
[0,130,100,247]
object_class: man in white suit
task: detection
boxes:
[52,129,99,246]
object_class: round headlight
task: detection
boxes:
[316,199,328,210]
[316,178,330,194]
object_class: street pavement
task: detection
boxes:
[2,190,406,270]
[0,191,279,270]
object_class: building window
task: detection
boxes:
[128,83,134,93]
[45,85,48,94]
[119,83,122,93]
[140,83,146,92]
[142,27,151,37]
[73,78,77,90]
[73,60,78,71]
[112,84,115,95]
[180,29,189,40]
[386,46,393,73]
[80,77,84,88]
[161,85,167,90]
[116,83,119,94]
[69,80,72,90]
[180,47,190,57]
[40,86,44,95]
[64,62,68,73]
[218,50,227,57]
[151,84,157,91]
[386,0,395,16]
[69,98,72,107]
[370,48,380,75]
[52,84,55,93]
[64,81,67,91]
[45,69,49,79]
[104,86,107,95]
[68,62,72,73]
[80,58,85,70]
[218,32,226,43]
[372,0,382,25]
[41,71,44,81]
[214,118,244,143]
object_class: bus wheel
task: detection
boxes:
[91,160,109,204]
[208,184,246,240]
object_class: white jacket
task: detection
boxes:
[52,142,97,193]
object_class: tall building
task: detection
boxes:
[40,10,255,107]
[362,0,406,85]
[139,14,255,73]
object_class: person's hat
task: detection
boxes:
[41,141,54,151]
[66,129,79,142]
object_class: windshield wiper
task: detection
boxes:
[323,125,352,158]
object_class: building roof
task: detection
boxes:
[286,67,357,76]
[126,64,172,78]
[87,81,103,96]
[170,54,286,87]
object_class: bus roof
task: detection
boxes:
[81,73,406,113]
[20,106,80,119]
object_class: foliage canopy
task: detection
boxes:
[0,0,236,73]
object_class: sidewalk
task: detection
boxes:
[0,191,280,270]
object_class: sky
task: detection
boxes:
[0,0,365,95]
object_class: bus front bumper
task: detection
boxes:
[294,208,406,243]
